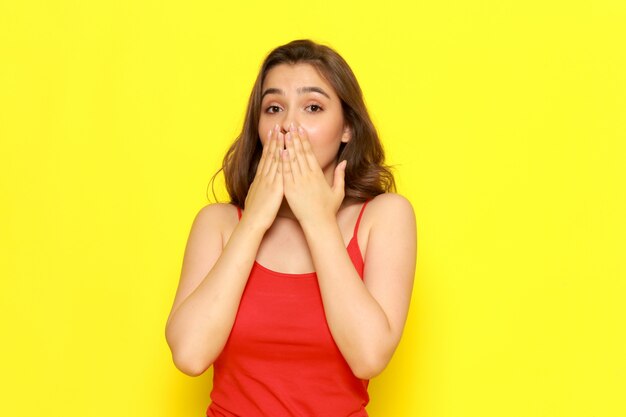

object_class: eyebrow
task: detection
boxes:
[261,86,331,100]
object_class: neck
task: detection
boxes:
[276,197,298,220]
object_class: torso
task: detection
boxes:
[220,197,373,275]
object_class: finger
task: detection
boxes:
[278,131,286,177]
[289,125,311,173]
[277,150,283,176]
[268,131,284,181]
[281,148,294,184]
[297,126,321,173]
[277,130,284,148]
[264,128,280,176]
[284,131,302,178]
[256,127,273,178]
[333,160,347,196]
[262,126,280,176]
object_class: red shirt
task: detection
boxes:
[206,201,371,417]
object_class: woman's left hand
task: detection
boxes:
[281,123,347,226]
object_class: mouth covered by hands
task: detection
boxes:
[276,122,347,226]
[242,120,347,232]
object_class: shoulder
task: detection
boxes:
[368,192,413,209]
[366,192,416,226]
[359,193,416,252]
[191,202,239,238]
[194,202,237,222]
[198,203,237,217]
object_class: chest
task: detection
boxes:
[255,225,319,273]
[218,268,342,363]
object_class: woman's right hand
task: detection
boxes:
[241,125,285,231]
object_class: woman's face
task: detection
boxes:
[258,63,351,173]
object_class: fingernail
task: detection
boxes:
[286,132,292,141]
[298,126,304,135]
[289,122,295,132]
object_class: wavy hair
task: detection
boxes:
[207,39,396,208]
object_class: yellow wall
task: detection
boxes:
[1,1,624,416]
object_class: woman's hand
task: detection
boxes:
[242,125,285,231]
[281,123,347,226]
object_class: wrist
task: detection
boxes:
[299,212,337,234]
[238,214,270,237]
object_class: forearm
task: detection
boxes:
[165,218,266,375]
[301,217,392,379]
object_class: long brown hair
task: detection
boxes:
[207,39,396,208]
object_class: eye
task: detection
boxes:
[265,105,282,114]
[306,104,323,113]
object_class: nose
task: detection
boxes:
[279,111,298,134]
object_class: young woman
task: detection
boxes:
[165,39,417,417]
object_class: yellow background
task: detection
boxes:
[1,0,624,416]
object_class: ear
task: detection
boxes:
[341,124,352,143]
